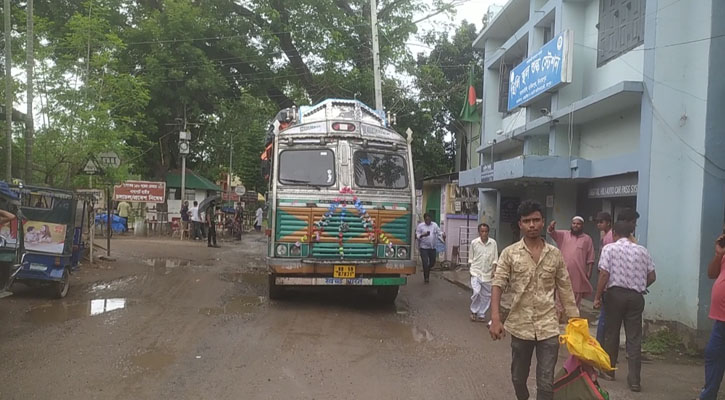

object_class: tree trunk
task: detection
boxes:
[4,0,12,181]
[25,0,34,184]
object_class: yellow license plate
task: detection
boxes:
[333,265,356,278]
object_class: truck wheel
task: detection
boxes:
[54,268,70,299]
[268,274,284,300]
[377,285,399,304]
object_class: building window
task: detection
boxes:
[597,0,645,67]
[498,63,514,113]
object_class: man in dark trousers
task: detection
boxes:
[594,221,656,392]
[489,200,579,400]
[205,202,219,248]
[415,213,444,284]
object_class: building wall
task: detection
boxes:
[638,0,718,329]
[578,108,641,161]
[482,67,504,147]
[470,0,723,334]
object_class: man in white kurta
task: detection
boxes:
[468,223,498,322]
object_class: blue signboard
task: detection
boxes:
[507,30,573,111]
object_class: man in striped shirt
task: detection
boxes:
[594,221,656,392]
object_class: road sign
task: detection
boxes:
[83,159,101,175]
[234,185,246,196]
[97,152,121,168]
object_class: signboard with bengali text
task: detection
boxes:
[508,30,573,111]
[113,181,166,203]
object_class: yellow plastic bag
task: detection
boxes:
[559,318,615,372]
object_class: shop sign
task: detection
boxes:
[588,174,638,198]
[481,163,494,183]
[222,192,240,201]
[113,180,166,203]
[508,30,574,111]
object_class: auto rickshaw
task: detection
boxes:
[8,185,91,298]
[0,181,23,298]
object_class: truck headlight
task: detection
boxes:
[397,247,408,259]
[289,245,301,256]
[276,244,288,256]
[384,246,395,258]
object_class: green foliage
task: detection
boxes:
[4,0,475,191]
[643,328,683,355]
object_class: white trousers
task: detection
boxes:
[470,276,492,318]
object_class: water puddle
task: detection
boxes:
[220,271,267,286]
[198,295,266,316]
[26,298,132,324]
[366,320,434,344]
[143,258,211,274]
[131,349,176,372]
[89,276,138,293]
[410,326,434,343]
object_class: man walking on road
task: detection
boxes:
[180,201,190,238]
[595,211,614,345]
[416,213,444,284]
[489,200,579,400]
[116,200,131,232]
[205,202,219,248]
[468,223,498,322]
[697,232,725,400]
[593,221,656,392]
[254,204,264,232]
[190,201,202,240]
[547,216,595,309]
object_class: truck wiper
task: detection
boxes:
[282,179,321,190]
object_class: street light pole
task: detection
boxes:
[180,117,187,209]
[370,0,383,112]
[229,130,233,200]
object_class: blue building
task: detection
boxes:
[459,0,725,342]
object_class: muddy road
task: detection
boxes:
[0,235,713,399]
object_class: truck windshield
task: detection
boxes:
[279,149,336,186]
[353,150,408,189]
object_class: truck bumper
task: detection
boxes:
[267,258,416,276]
[275,276,406,286]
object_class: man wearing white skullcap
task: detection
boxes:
[547,215,595,310]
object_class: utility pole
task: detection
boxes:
[229,130,233,201]
[370,0,383,112]
[25,0,34,183]
[4,0,12,181]
[181,118,187,205]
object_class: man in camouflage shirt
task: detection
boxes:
[489,200,579,400]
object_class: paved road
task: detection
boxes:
[0,235,713,399]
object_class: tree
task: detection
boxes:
[404,21,483,178]
[29,0,149,187]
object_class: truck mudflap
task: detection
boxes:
[275,276,406,286]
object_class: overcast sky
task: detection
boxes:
[408,0,500,56]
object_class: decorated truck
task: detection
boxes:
[262,99,416,303]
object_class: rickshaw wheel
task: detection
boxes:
[54,268,70,299]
